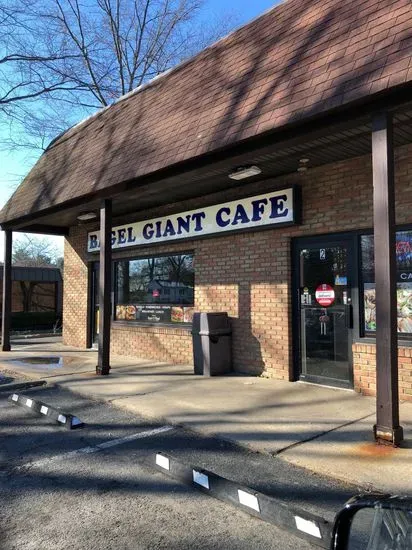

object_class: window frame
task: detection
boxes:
[359,224,412,341]
[112,250,195,327]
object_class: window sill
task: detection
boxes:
[354,337,412,347]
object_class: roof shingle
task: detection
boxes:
[1,0,412,225]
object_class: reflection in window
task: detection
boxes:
[361,232,412,334]
[115,254,194,324]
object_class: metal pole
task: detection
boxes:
[96,199,112,375]
[372,112,403,446]
[2,230,12,352]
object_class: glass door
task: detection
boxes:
[295,238,355,388]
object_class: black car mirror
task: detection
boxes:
[331,494,412,550]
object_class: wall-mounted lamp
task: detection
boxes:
[77,211,97,221]
[297,157,310,173]
[228,165,262,180]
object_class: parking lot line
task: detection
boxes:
[14,425,174,470]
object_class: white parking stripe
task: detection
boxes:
[17,425,174,470]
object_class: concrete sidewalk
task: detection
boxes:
[1,338,411,496]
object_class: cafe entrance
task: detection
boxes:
[293,235,357,389]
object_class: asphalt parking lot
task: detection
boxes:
[1,385,324,550]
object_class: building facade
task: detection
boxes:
[1,0,412,446]
[0,266,62,329]
[63,142,412,400]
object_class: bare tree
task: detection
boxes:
[40,0,237,107]
[0,0,83,153]
[12,235,61,267]
[0,0,238,149]
[0,1,82,112]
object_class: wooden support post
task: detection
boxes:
[96,199,112,375]
[372,112,403,446]
[2,230,12,352]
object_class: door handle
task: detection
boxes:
[344,304,353,329]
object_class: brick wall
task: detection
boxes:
[63,225,89,348]
[353,344,412,401]
[111,324,192,364]
[63,142,412,399]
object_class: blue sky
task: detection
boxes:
[207,0,278,22]
[0,0,280,256]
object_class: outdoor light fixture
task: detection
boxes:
[298,158,310,173]
[228,165,262,180]
[77,211,97,221]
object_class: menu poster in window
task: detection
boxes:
[397,285,412,333]
[135,305,172,323]
[183,307,195,323]
[116,305,137,320]
[363,283,376,332]
[396,232,412,269]
[117,305,193,323]
[364,283,412,334]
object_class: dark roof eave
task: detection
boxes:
[2,83,412,231]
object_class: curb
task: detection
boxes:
[0,380,47,393]
[10,332,62,340]
[153,452,332,548]
[8,392,84,430]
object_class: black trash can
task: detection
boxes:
[192,312,232,376]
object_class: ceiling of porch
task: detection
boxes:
[11,104,412,236]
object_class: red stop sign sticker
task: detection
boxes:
[315,284,335,306]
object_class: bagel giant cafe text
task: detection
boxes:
[87,187,300,252]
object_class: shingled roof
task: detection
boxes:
[1,0,412,225]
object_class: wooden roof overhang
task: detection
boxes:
[3,84,412,237]
[2,0,412,235]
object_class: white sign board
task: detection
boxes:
[88,187,299,252]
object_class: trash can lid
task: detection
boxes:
[192,312,230,333]
[198,328,232,336]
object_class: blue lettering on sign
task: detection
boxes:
[89,190,294,251]
[143,223,154,240]
[117,228,127,244]
[155,221,162,238]
[216,207,231,227]
[142,211,206,242]
[127,227,136,243]
[191,212,206,232]
[231,204,250,226]
[269,195,288,218]
[89,234,99,249]
[177,215,191,235]
[251,199,268,221]
[163,219,176,237]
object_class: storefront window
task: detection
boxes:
[115,254,194,324]
[361,231,412,335]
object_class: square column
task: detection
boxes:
[372,112,403,446]
[2,230,12,351]
[96,199,112,375]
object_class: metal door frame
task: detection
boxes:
[87,261,99,348]
[291,232,360,389]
